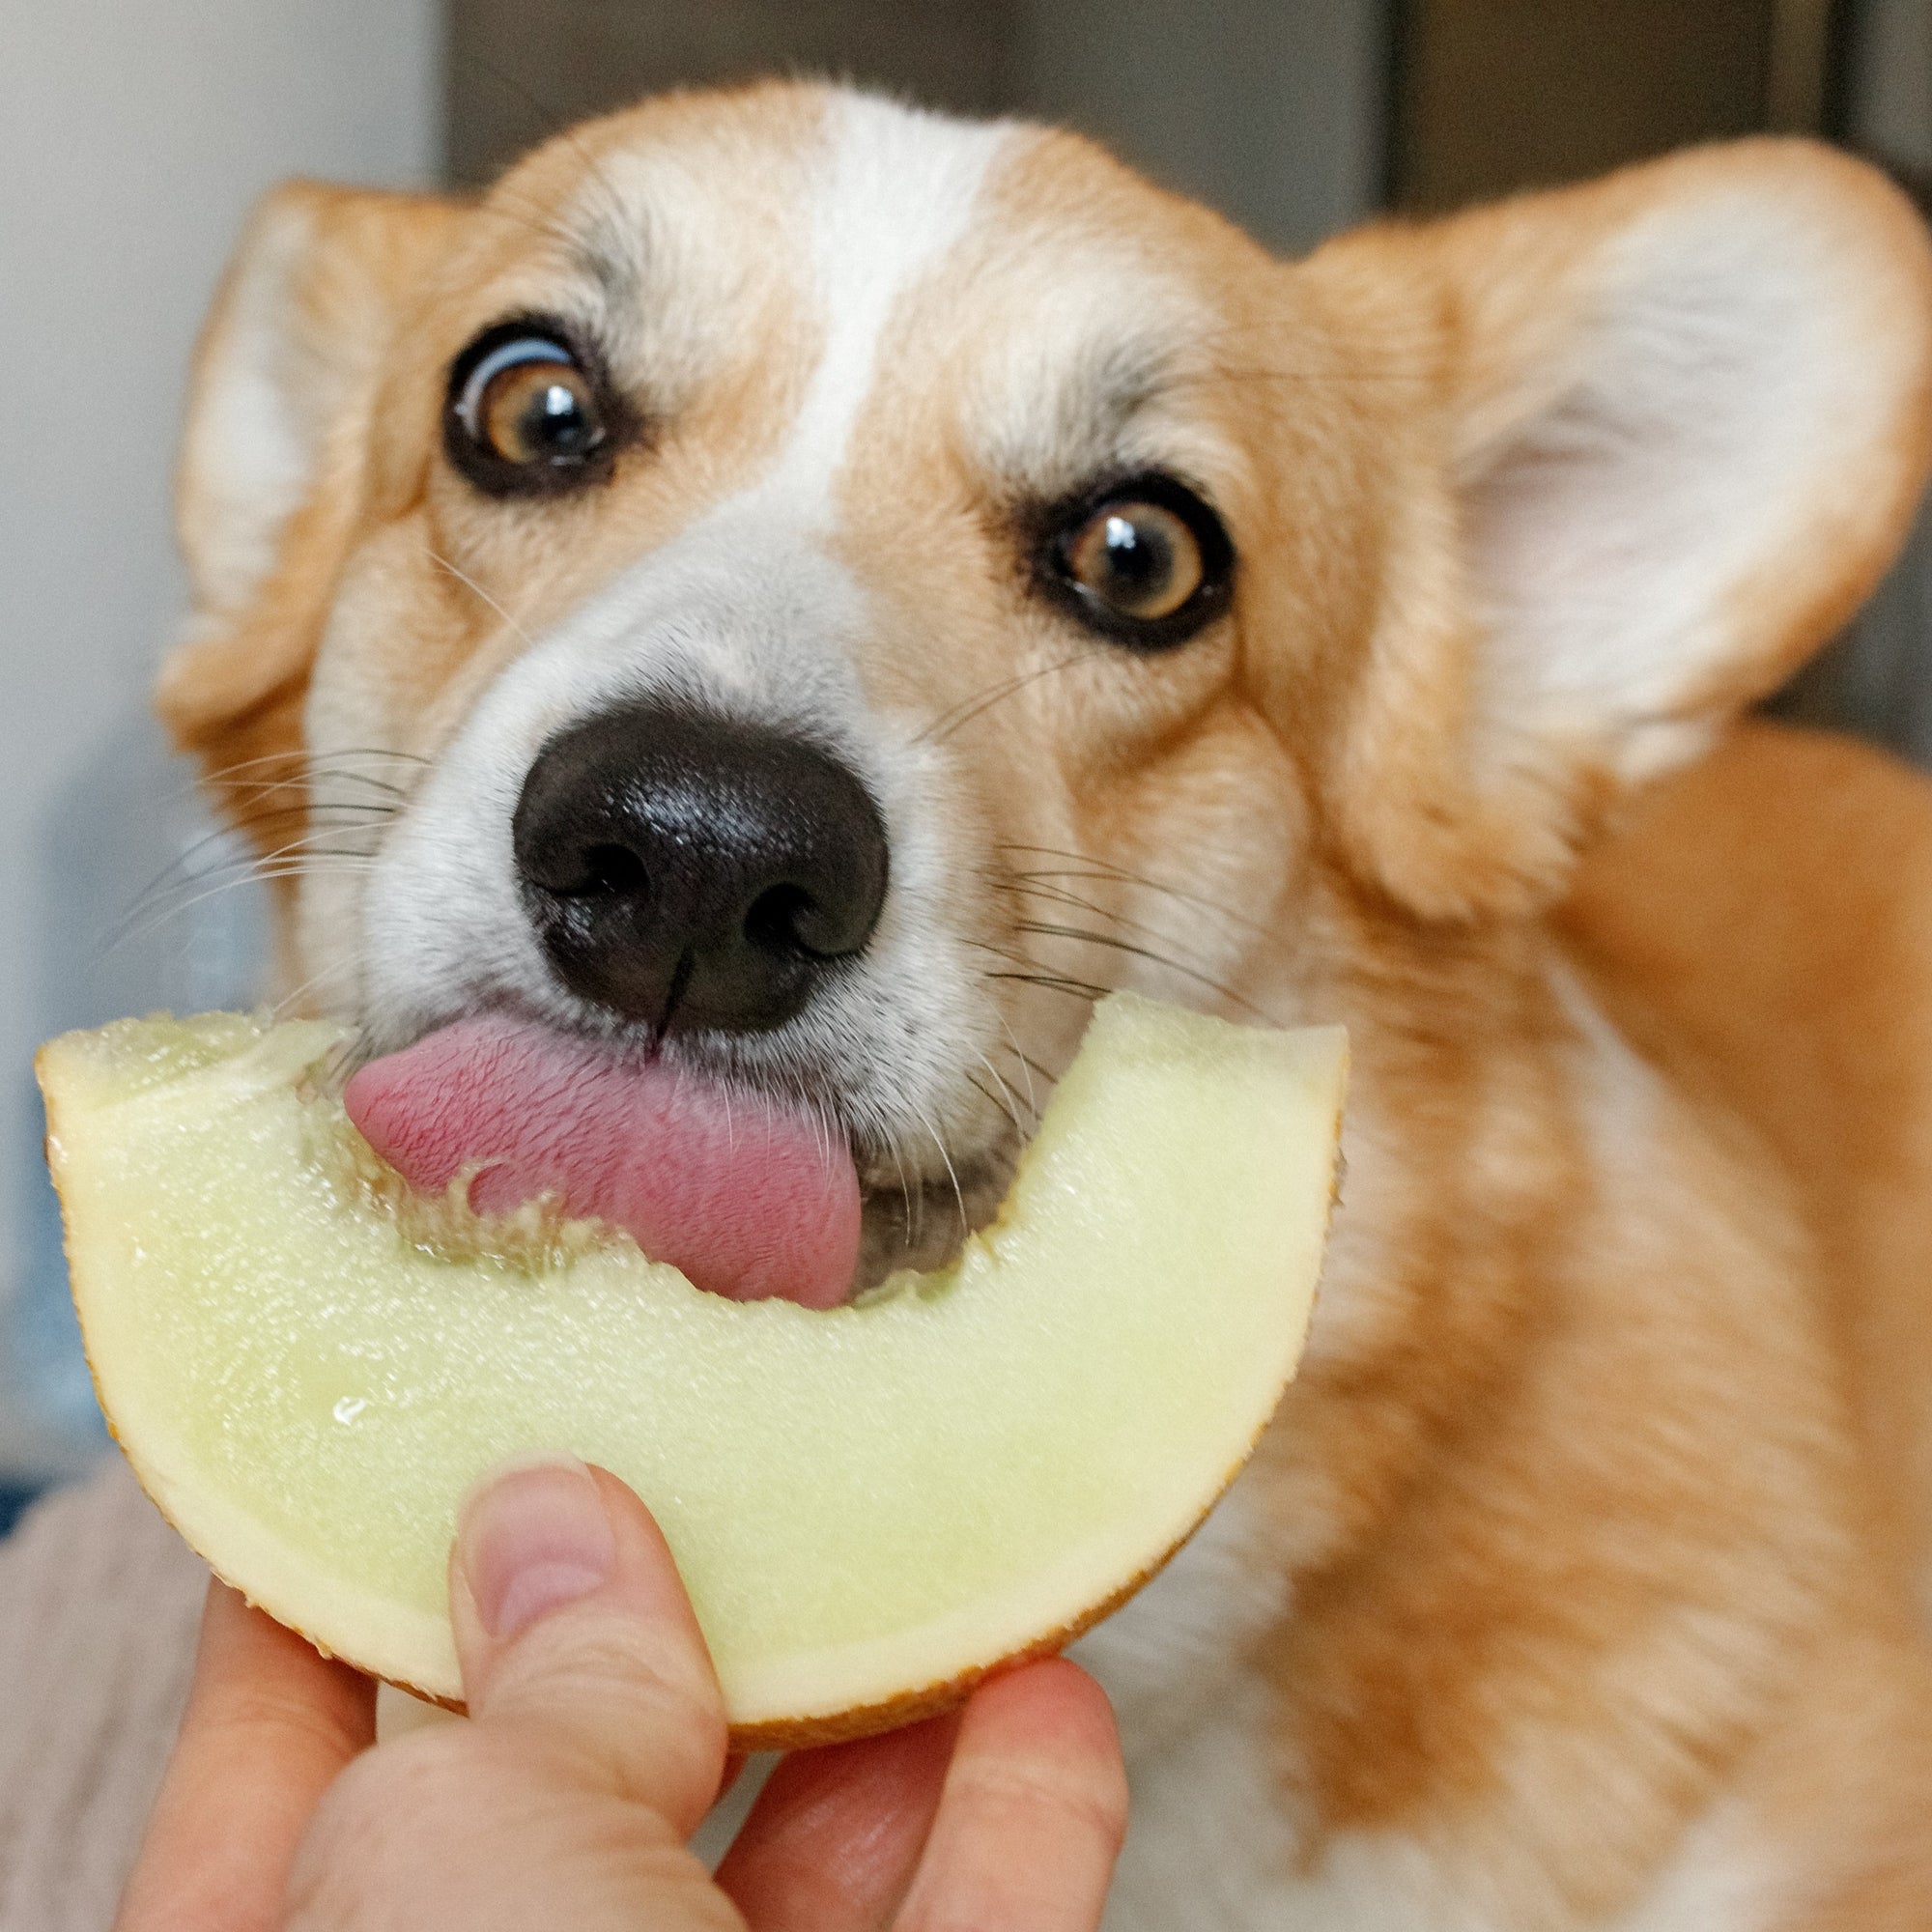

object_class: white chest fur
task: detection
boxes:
[1073,1485,1777,1932]
[1069,1479,1301,1929]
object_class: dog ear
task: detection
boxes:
[157,182,462,831]
[1312,140,1932,920]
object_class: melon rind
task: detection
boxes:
[41,995,1346,1746]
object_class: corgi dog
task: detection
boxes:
[157,81,1932,1929]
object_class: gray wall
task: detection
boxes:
[449,0,1390,257]
[1777,0,1932,761]
[448,0,1010,184]
[0,0,441,1479]
[1012,0,1387,254]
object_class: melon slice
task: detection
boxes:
[38,994,1346,1747]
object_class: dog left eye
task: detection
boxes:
[444,322,622,496]
[1041,475,1235,647]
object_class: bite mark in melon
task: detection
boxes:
[38,993,1346,1747]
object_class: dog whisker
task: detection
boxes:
[102,861,377,960]
[993,844,1269,936]
[965,934,1073,978]
[425,547,546,656]
[976,1046,1038,1125]
[908,1100,969,1237]
[993,1016,1040,1121]
[224,775,413,806]
[268,961,360,1026]
[198,746,431,789]
[467,185,592,257]
[992,1022,1058,1104]
[913,647,1099,746]
[453,45,641,271]
[312,1036,363,1098]
[1009,919,1273,1020]
[111,823,388,951]
[970,1050,1037,1137]
[962,1071,1023,1143]
[132,804,397,906]
[879,1132,923,1250]
[985,871,1249,988]
[981,968,1114,1003]
[215,796,401,815]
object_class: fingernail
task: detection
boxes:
[459,1455,616,1641]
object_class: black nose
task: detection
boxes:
[512,704,890,1034]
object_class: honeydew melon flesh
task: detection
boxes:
[38,992,1346,1747]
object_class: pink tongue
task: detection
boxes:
[343,1014,861,1307]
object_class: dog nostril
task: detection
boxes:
[744,882,816,955]
[579,843,649,897]
[512,704,890,1036]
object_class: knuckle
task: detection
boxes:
[497,1613,697,1707]
[956,1753,1130,1855]
[484,1616,724,1803]
[289,1727,558,1926]
[296,1730,477,1878]
[203,1682,365,1764]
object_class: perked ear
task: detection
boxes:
[1318,139,1932,920]
[158,181,461,824]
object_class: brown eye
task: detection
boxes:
[1064,501,1203,622]
[461,339,601,465]
[1040,473,1235,648]
[479,358,598,465]
[445,321,631,497]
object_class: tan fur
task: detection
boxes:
[1568,724,1932,1607]
[1561,722,1932,1923]
[164,84,1932,1926]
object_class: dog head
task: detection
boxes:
[159,83,1932,1285]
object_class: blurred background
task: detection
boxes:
[4,0,1930,1521]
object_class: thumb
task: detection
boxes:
[448,1457,729,1838]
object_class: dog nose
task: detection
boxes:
[512,704,889,1034]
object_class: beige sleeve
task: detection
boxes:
[0,1460,205,1932]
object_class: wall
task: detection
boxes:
[448,0,1390,258]
[449,0,1013,187]
[1776,0,1932,760]
[1855,0,1932,169]
[1392,0,1775,212]
[1011,0,1387,254]
[0,0,441,1480]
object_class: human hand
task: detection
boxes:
[116,1459,1127,1931]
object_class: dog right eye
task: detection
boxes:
[1036,471,1236,650]
[443,320,629,497]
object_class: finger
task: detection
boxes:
[116,1581,376,1932]
[893,1662,1126,1932]
[715,1715,957,1931]
[448,1456,728,1838]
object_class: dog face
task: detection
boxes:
[161,84,1932,1287]
[156,87,1932,1917]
